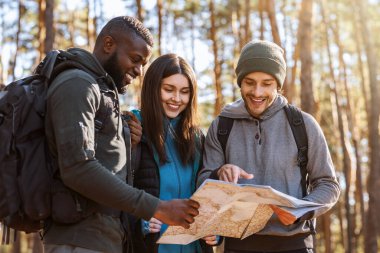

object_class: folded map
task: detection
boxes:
[157,179,324,245]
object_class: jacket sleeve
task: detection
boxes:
[302,112,340,218]
[196,118,225,188]
[47,73,159,220]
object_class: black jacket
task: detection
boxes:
[131,137,213,253]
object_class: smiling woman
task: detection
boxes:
[128,53,214,253]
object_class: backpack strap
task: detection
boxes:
[34,50,61,79]
[283,104,309,197]
[122,124,133,186]
[217,116,234,162]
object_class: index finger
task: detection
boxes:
[150,217,163,224]
[188,199,200,209]
[232,167,240,184]
[203,235,216,240]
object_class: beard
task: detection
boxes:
[102,52,128,94]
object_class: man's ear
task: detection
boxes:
[103,35,116,54]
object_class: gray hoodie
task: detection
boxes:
[197,94,340,250]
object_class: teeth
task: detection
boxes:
[168,104,179,109]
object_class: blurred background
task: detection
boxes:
[0,0,380,252]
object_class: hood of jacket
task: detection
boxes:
[220,94,288,121]
[63,48,118,90]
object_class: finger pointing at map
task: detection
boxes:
[217,164,254,183]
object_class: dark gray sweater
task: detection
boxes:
[44,48,159,252]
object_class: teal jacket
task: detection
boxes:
[131,110,211,253]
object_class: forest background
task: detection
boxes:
[0,0,380,253]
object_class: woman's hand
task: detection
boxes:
[148,217,163,233]
[202,235,219,245]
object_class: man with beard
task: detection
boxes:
[44,16,199,253]
[197,40,340,253]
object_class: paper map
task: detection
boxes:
[157,179,323,245]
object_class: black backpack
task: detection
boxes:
[0,50,107,243]
[217,104,309,196]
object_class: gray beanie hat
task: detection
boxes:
[235,40,286,88]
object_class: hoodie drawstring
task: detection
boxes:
[254,119,262,145]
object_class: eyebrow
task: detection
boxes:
[162,83,190,89]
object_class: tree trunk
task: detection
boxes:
[284,0,301,104]
[135,0,144,22]
[258,0,265,40]
[67,12,75,47]
[0,1,4,84]
[93,0,99,36]
[320,1,354,251]
[335,161,346,250]
[209,0,223,116]
[157,0,163,55]
[287,41,299,104]
[266,0,281,45]
[231,2,241,101]
[322,213,332,253]
[351,1,367,240]
[356,0,380,252]
[331,11,365,252]
[44,0,54,54]
[280,0,294,101]
[297,0,316,115]
[243,0,251,45]
[85,0,92,49]
[10,0,23,81]
[37,0,45,63]
[351,4,369,119]
[134,0,145,107]
[190,2,196,69]
[266,0,288,94]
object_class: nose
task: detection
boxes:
[133,64,143,77]
[251,84,263,96]
[171,92,181,102]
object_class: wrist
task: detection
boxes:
[153,200,165,220]
[210,167,222,180]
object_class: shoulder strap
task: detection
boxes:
[217,116,234,161]
[122,125,133,186]
[283,104,309,197]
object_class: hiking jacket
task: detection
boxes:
[197,94,340,252]
[131,111,212,253]
[44,48,159,252]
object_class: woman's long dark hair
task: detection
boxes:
[141,53,201,165]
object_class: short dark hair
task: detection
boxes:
[98,16,153,47]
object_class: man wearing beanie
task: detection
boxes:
[197,40,340,253]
